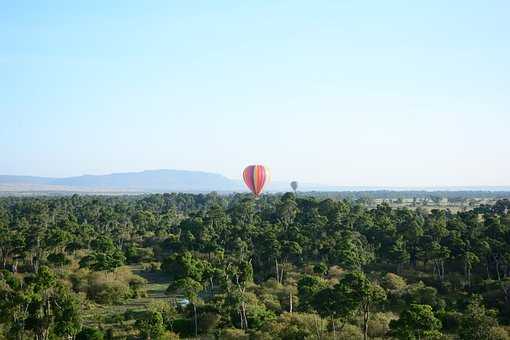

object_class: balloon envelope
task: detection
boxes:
[290,181,298,191]
[243,165,269,196]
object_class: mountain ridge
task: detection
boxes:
[1,169,510,193]
[0,169,241,192]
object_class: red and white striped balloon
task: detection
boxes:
[243,165,269,196]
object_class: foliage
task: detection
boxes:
[367,312,397,338]
[76,327,105,340]
[217,327,249,339]
[390,304,442,339]
[135,311,166,340]
[459,296,501,340]
[380,272,407,291]
[0,194,509,337]
[261,312,327,340]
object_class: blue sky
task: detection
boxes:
[1,1,509,187]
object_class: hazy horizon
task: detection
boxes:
[2,169,510,192]
[2,1,509,187]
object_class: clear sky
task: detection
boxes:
[1,0,509,187]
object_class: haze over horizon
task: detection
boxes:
[2,1,510,187]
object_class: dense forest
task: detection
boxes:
[305,190,510,201]
[0,193,509,339]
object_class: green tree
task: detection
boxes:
[135,311,166,340]
[342,271,387,340]
[330,231,374,270]
[53,287,82,339]
[147,300,177,330]
[162,251,208,283]
[297,275,328,312]
[80,249,125,274]
[313,271,386,340]
[390,304,442,340]
[0,266,83,340]
[168,278,203,338]
[459,296,499,340]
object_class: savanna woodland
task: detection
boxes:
[1,193,510,339]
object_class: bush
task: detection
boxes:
[76,327,104,340]
[172,318,194,337]
[105,312,124,325]
[135,311,166,340]
[142,261,161,272]
[125,245,154,263]
[124,308,148,321]
[160,331,180,340]
[328,265,344,281]
[338,323,363,340]
[381,273,407,291]
[260,292,282,312]
[128,274,148,298]
[368,312,397,338]
[439,310,462,332]
[74,268,147,304]
[247,304,276,330]
[88,279,130,304]
[218,328,249,340]
[313,262,328,276]
[262,312,326,339]
[198,312,220,334]
[396,282,446,311]
[148,300,177,328]
[47,252,71,267]
[489,326,510,340]
[70,268,90,292]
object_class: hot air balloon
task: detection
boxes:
[290,181,298,193]
[243,165,269,196]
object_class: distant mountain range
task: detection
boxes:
[0,170,242,193]
[0,169,509,194]
[0,169,348,193]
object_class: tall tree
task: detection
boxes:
[390,304,442,340]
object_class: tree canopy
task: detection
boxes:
[0,194,509,338]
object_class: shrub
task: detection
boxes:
[74,267,147,304]
[47,252,71,267]
[381,273,407,291]
[135,311,166,340]
[69,268,90,292]
[260,293,282,312]
[328,265,344,281]
[198,312,220,334]
[489,326,510,340]
[261,312,327,340]
[160,331,180,340]
[142,261,161,272]
[124,308,148,321]
[313,262,328,276]
[172,318,194,337]
[247,304,276,330]
[128,274,148,298]
[125,245,154,264]
[439,310,462,332]
[338,323,363,340]
[368,312,397,338]
[148,300,177,328]
[76,327,104,340]
[88,278,130,304]
[218,328,249,340]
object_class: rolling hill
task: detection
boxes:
[0,170,241,193]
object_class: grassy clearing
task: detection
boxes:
[82,264,176,336]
